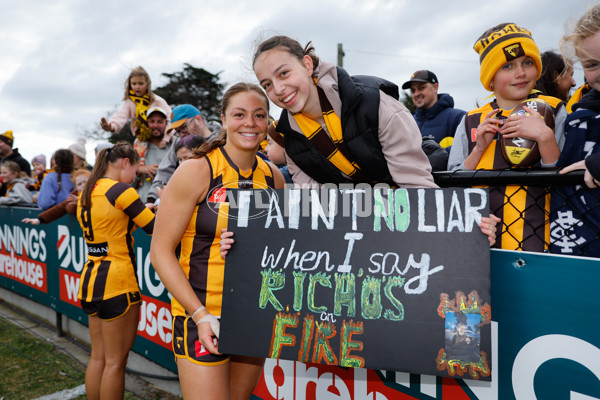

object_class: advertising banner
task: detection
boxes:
[2,204,599,398]
[0,207,176,372]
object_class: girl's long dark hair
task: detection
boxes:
[80,142,139,209]
[53,149,74,192]
[535,51,569,101]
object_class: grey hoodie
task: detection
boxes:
[0,178,34,205]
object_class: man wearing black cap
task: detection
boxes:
[0,130,31,176]
[402,70,465,152]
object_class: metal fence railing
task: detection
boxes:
[433,169,600,258]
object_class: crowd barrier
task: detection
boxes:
[0,170,598,399]
[434,169,599,257]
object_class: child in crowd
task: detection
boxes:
[30,154,48,191]
[100,66,172,159]
[447,23,568,252]
[552,4,600,257]
[535,50,576,102]
[37,149,74,210]
[77,142,155,399]
[0,161,33,205]
[22,169,91,225]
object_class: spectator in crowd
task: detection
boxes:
[402,70,466,151]
[250,35,499,245]
[174,134,207,163]
[145,104,221,209]
[37,149,74,210]
[551,4,600,257]
[100,66,172,161]
[560,155,600,188]
[0,161,33,205]
[69,137,93,171]
[0,130,31,176]
[31,154,47,181]
[447,23,567,252]
[30,153,49,199]
[535,50,576,102]
[150,83,285,399]
[134,106,172,202]
[252,35,437,189]
[566,81,592,113]
[422,136,450,172]
[22,169,91,225]
[77,142,155,400]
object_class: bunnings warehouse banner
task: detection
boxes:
[1,206,600,398]
[0,206,176,373]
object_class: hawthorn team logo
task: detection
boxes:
[503,42,525,60]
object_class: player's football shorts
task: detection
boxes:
[81,291,141,321]
[172,315,229,365]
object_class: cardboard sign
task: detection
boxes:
[220,187,491,380]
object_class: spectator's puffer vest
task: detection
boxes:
[276,67,398,185]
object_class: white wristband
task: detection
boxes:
[191,305,206,321]
[197,314,220,338]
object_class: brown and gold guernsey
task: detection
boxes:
[172,147,275,318]
[464,94,563,251]
[77,178,155,302]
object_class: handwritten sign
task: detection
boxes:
[219,187,492,380]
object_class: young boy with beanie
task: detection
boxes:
[447,23,568,252]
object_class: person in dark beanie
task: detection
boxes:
[402,70,466,152]
[0,130,31,176]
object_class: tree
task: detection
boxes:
[154,63,224,121]
[400,91,416,114]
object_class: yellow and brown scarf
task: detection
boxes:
[293,86,368,181]
[129,90,153,142]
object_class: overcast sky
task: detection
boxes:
[0,0,595,166]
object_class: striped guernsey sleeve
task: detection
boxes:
[106,182,155,234]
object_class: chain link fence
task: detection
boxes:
[434,169,600,258]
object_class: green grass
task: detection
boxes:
[0,314,85,399]
[0,311,180,400]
